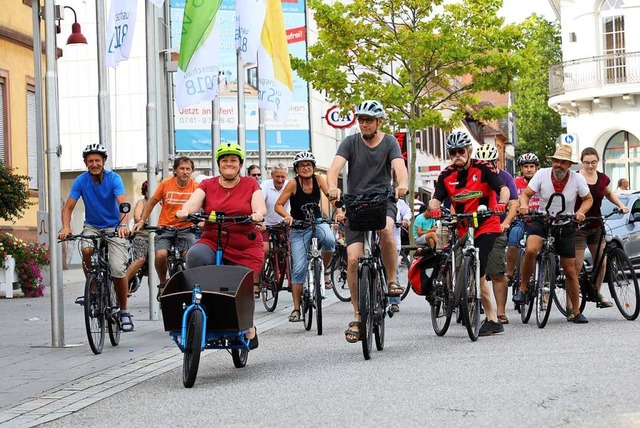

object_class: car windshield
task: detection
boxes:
[602,196,630,220]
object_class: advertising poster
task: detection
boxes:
[170,0,310,152]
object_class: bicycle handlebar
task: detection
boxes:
[58,229,117,243]
[186,211,254,225]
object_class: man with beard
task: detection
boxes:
[513,145,593,323]
[428,132,510,336]
[58,144,133,331]
[260,163,289,259]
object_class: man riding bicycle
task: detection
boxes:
[513,144,593,324]
[58,144,133,332]
[428,132,509,336]
[134,156,199,301]
[326,100,408,344]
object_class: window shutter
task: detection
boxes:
[27,90,38,189]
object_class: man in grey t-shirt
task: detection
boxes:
[327,100,408,344]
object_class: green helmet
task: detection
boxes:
[215,143,245,163]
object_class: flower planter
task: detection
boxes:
[0,255,18,298]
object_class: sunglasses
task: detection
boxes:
[448,148,467,156]
[250,173,262,177]
[357,117,376,124]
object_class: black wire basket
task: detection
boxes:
[343,193,389,231]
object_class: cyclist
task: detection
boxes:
[514,144,593,323]
[326,100,408,343]
[134,156,199,301]
[247,164,262,182]
[390,198,412,313]
[176,143,265,349]
[428,132,509,336]
[573,147,629,309]
[506,153,540,284]
[125,180,150,294]
[274,152,336,322]
[474,143,519,325]
[58,144,133,332]
[260,163,289,262]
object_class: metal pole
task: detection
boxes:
[236,50,246,157]
[257,60,266,174]
[212,95,220,176]
[95,0,112,169]
[44,0,65,347]
[146,1,160,320]
[162,0,173,180]
[33,0,46,213]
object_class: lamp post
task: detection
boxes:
[95,0,112,170]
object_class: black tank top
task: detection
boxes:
[290,175,321,220]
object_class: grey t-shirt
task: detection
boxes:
[336,133,402,194]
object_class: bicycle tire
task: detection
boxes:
[431,268,454,336]
[399,251,411,301]
[232,348,248,368]
[313,259,323,336]
[260,257,279,312]
[302,287,313,331]
[459,255,480,341]
[331,247,351,302]
[107,279,120,346]
[374,273,385,351]
[579,265,588,314]
[606,247,640,320]
[521,262,536,324]
[183,309,203,388]
[84,273,105,355]
[511,249,523,312]
[553,262,569,316]
[536,254,556,328]
[359,264,373,360]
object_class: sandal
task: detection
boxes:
[119,311,134,332]
[324,274,333,289]
[247,326,259,350]
[289,309,302,322]
[253,284,260,299]
[566,307,575,322]
[156,284,165,302]
[344,321,360,343]
[597,293,614,308]
[497,314,509,324]
[390,304,400,313]
[387,281,405,297]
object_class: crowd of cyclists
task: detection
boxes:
[58,99,632,349]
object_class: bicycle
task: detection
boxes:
[553,208,640,320]
[291,202,335,336]
[328,225,350,302]
[259,223,293,312]
[341,192,393,360]
[62,229,124,355]
[161,211,258,388]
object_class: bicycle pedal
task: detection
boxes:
[75,296,85,306]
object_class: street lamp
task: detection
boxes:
[63,6,87,45]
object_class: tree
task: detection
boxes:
[291,0,523,216]
[512,15,563,167]
[0,162,33,223]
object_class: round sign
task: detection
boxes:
[325,105,356,129]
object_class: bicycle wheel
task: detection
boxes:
[302,287,313,331]
[84,273,105,355]
[331,247,351,302]
[553,263,569,316]
[313,259,323,336]
[536,254,556,328]
[260,257,279,312]
[359,264,373,360]
[107,279,120,346]
[606,247,640,320]
[458,255,480,341]
[374,275,385,351]
[521,263,536,324]
[183,309,203,388]
[511,249,523,311]
[431,269,454,336]
[399,251,411,301]
[232,348,248,368]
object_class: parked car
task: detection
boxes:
[586,191,640,270]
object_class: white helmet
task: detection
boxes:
[82,143,108,159]
[445,132,472,150]
[355,100,386,118]
[475,143,499,161]
[293,151,316,171]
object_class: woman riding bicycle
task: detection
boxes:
[125,180,149,294]
[274,151,336,322]
[176,143,266,348]
[572,147,629,309]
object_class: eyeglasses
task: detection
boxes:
[582,160,598,166]
[250,173,262,177]
[448,148,467,156]
[297,163,314,169]
[357,117,376,124]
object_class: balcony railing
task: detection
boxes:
[549,51,640,97]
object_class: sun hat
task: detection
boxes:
[549,144,578,164]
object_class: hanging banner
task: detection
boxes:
[235,0,266,65]
[106,0,138,68]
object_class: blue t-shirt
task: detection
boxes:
[413,214,436,239]
[498,169,518,222]
[69,170,126,229]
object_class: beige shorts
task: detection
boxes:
[80,225,130,278]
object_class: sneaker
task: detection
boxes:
[572,313,589,324]
[479,319,504,336]
[119,311,135,332]
[512,289,527,304]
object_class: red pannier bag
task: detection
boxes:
[408,247,441,296]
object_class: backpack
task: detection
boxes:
[408,246,441,296]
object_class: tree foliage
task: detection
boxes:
[512,15,563,167]
[0,162,34,223]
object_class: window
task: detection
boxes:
[603,130,639,191]
[27,87,38,189]
[601,0,626,83]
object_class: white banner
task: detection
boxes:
[106,0,138,68]
[235,0,266,65]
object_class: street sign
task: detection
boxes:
[560,133,577,146]
[325,105,356,129]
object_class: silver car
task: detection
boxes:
[595,191,640,269]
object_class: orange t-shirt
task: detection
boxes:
[153,177,199,227]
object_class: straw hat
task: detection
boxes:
[549,144,578,164]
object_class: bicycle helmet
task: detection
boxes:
[445,132,472,150]
[215,143,245,163]
[355,100,386,118]
[293,151,316,171]
[82,143,108,159]
[475,143,499,161]
[517,153,539,166]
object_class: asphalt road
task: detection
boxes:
[40,277,640,427]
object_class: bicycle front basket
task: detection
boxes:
[343,193,389,231]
